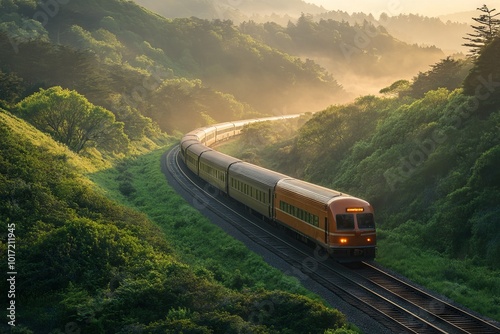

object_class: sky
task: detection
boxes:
[306,1,486,17]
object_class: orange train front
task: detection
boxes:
[274,178,376,262]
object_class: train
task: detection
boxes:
[179,115,376,262]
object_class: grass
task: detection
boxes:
[0,109,107,173]
[89,146,324,299]
[376,228,500,321]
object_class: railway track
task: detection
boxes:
[351,262,500,334]
[163,145,500,334]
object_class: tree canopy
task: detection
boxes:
[16,86,129,153]
[463,36,500,109]
[463,4,500,57]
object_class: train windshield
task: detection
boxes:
[336,213,375,230]
[336,214,355,230]
[357,213,375,229]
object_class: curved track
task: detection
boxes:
[353,262,500,334]
[162,145,500,333]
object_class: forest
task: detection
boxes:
[1,0,499,332]
[239,14,443,79]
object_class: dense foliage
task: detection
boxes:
[404,57,473,99]
[463,37,500,109]
[16,86,129,153]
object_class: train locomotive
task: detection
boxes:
[179,116,376,262]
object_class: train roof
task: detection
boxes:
[276,179,344,205]
[200,150,241,168]
[214,122,236,130]
[187,143,212,155]
[229,162,289,188]
[180,139,199,149]
[184,129,203,137]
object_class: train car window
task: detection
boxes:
[357,213,375,229]
[279,200,320,226]
[187,155,196,165]
[336,214,355,230]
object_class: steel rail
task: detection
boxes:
[354,262,500,334]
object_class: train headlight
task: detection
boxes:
[340,238,348,244]
[367,238,372,242]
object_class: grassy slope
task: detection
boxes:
[376,230,500,319]
[0,111,107,174]
[90,147,323,297]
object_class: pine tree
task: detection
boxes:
[463,4,500,58]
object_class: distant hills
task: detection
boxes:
[132,0,480,97]
[134,0,476,55]
[134,0,326,20]
[439,10,476,23]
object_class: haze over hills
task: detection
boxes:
[132,0,482,96]
[134,0,326,20]
[439,10,477,23]
[133,0,464,97]
[133,0,482,54]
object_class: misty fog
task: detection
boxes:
[134,0,474,100]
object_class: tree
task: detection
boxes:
[408,57,471,98]
[463,4,500,58]
[463,36,500,109]
[16,86,129,153]
[0,70,25,106]
[379,79,411,98]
